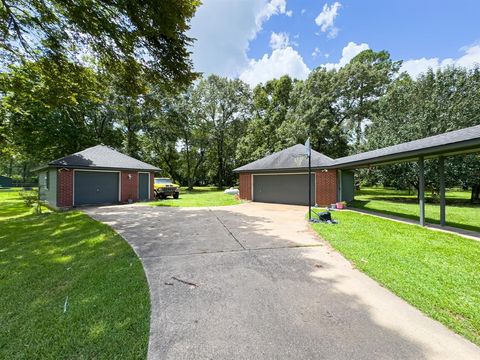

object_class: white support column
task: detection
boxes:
[419,156,425,226]
[439,156,446,226]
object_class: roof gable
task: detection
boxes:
[47,145,160,171]
[234,144,334,172]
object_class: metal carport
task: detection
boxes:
[329,124,480,227]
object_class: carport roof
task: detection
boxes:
[234,124,480,173]
[233,144,334,173]
[36,145,161,172]
[332,124,480,169]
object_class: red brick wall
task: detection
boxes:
[315,170,338,206]
[239,173,252,200]
[150,172,155,200]
[57,169,73,208]
[121,170,138,202]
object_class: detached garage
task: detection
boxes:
[234,144,354,206]
[36,145,160,209]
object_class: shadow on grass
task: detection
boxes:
[0,207,150,358]
[352,200,480,233]
[359,196,478,206]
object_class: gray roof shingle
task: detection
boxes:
[46,145,161,171]
[233,144,334,172]
[234,124,480,172]
[332,124,480,168]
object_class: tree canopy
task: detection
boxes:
[1,43,479,193]
[0,0,199,91]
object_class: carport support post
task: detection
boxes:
[308,150,312,221]
[439,156,446,226]
[419,156,425,226]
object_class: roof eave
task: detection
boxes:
[44,164,161,172]
[332,138,480,169]
[233,165,334,173]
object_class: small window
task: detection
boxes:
[45,171,49,190]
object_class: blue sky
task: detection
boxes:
[188,0,480,86]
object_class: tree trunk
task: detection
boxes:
[471,184,480,203]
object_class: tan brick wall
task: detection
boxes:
[57,168,73,208]
[121,170,138,202]
[239,173,252,200]
[315,170,338,206]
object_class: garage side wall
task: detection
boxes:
[315,170,337,206]
[239,173,252,200]
[57,169,73,208]
[121,171,138,202]
[150,172,155,200]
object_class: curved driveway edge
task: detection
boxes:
[85,202,480,359]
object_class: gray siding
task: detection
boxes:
[39,168,57,208]
[340,170,355,202]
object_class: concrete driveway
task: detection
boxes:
[85,202,480,360]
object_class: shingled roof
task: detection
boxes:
[38,145,160,171]
[234,124,480,173]
[233,144,334,173]
[332,124,480,169]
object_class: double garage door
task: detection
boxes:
[253,174,315,206]
[74,171,150,206]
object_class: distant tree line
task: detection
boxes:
[0,0,478,193]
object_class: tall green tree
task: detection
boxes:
[275,68,349,158]
[0,56,121,162]
[236,75,293,164]
[366,67,480,196]
[0,0,199,91]
[195,75,251,187]
[337,50,401,148]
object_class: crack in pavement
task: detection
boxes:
[209,208,246,250]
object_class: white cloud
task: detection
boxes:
[240,47,310,86]
[189,0,291,77]
[256,0,290,28]
[315,2,342,39]
[323,42,370,70]
[400,44,480,78]
[312,47,321,57]
[270,32,290,50]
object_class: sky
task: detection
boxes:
[188,0,480,86]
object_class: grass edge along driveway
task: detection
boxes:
[0,190,150,359]
[311,209,480,347]
[150,187,241,207]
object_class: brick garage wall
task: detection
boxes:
[57,168,73,208]
[239,173,252,200]
[121,171,138,202]
[315,170,338,206]
[150,172,155,200]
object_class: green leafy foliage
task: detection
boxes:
[0,0,199,91]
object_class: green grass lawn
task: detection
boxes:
[353,187,480,233]
[0,190,150,359]
[149,186,241,207]
[311,210,480,346]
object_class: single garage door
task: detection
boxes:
[74,171,119,206]
[253,174,315,205]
